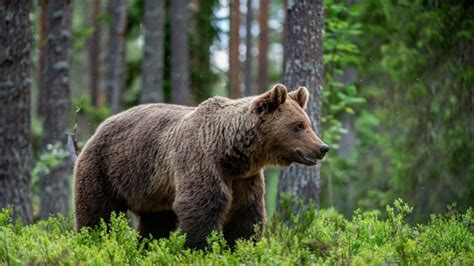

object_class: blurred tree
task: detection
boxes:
[140,0,164,104]
[189,0,220,103]
[0,0,34,224]
[106,0,127,113]
[353,0,474,220]
[257,0,268,94]
[88,0,102,107]
[244,0,253,95]
[229,0,241,98]
[170,0,190,105]
[278,0,324,206]
[40,0,73,219]
[38,0,47,116]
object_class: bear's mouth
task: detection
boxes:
[296,150,318,166]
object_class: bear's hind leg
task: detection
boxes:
[74,168,127,231]
[137,210,178,239]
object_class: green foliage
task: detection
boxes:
[72,96,112,131]
[322,0,365,148]
[1,199,473,264]
[351,0,474,221]
[320,0,474,221]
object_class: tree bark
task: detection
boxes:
[257,0,268,93]
[278,0,324,206]
[229,0,241,98]
[38,0,47,116]
[89,0,101,107]
[244,0,253,96]
[106,0,127,113]
[170,0,190,105]
[0,0,34,224]
[141,0,164,104]
[40,0,73,219]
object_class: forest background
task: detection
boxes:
[1,0,473,225]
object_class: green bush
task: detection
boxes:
[1,199,473,265]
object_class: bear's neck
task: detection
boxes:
[219,108,268,178]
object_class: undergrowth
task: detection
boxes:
[1,198,473,265]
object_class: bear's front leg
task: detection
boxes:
[173,175,231,249]
[223,172,266,247]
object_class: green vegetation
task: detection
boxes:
[2,199,473,264]
[318,0,474,222]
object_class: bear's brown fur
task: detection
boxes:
[74,84,328,249]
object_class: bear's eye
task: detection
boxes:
[293,122,305,132]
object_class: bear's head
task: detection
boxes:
[251,84,329,167]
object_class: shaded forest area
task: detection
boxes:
[1,0,473,227]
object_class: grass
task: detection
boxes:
[1,198,473,265]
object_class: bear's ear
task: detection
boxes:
[251,84,288,114]
[288,86,309,109]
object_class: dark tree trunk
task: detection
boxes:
[278,0,324,206]
[244,0,253,96]
[89,0,101,107]
[282,0,288,74]
[141,0,165,104]
[38,0,47,116]
[40,0,73,219]
[229,0,241,98]
[106,0,127,113]
[170,0,190,105]
[0,0,33,224]
[257,0,268,93]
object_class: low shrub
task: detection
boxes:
[1,199,473,265]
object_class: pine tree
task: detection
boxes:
[0,0,34,224]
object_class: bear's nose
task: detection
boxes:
[320,144,330,156]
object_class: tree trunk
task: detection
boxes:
[282,0,288,75]
[89,0,101,107]
[141,0,164,104]
[189,0,220,103]
[229,0,241,98]
[38,0,47,116]
[244,0,253,96]
[170,0,190,105]
[106,0,127,113]
[0,0,34,224]
[278,0,324,206]
[40,0,73,219]
[257,0,268,93]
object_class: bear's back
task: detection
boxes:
[76,103,196,212]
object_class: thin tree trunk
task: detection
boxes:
[141,0,165,104]
[106,0,127,113]
[278,0,324,206]
[40,0,73,219]
[0,0,33,224]
[257,0,268,93]
[38,0,47,116]
[89,0,101,107]
[170,0,190,105]
[244,0,253,96]
[282,0,288,74]
[229,0,241,98]
[337,68,358,215]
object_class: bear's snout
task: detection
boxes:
[319,144,330,157]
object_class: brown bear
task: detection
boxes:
[74,84,329,249]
